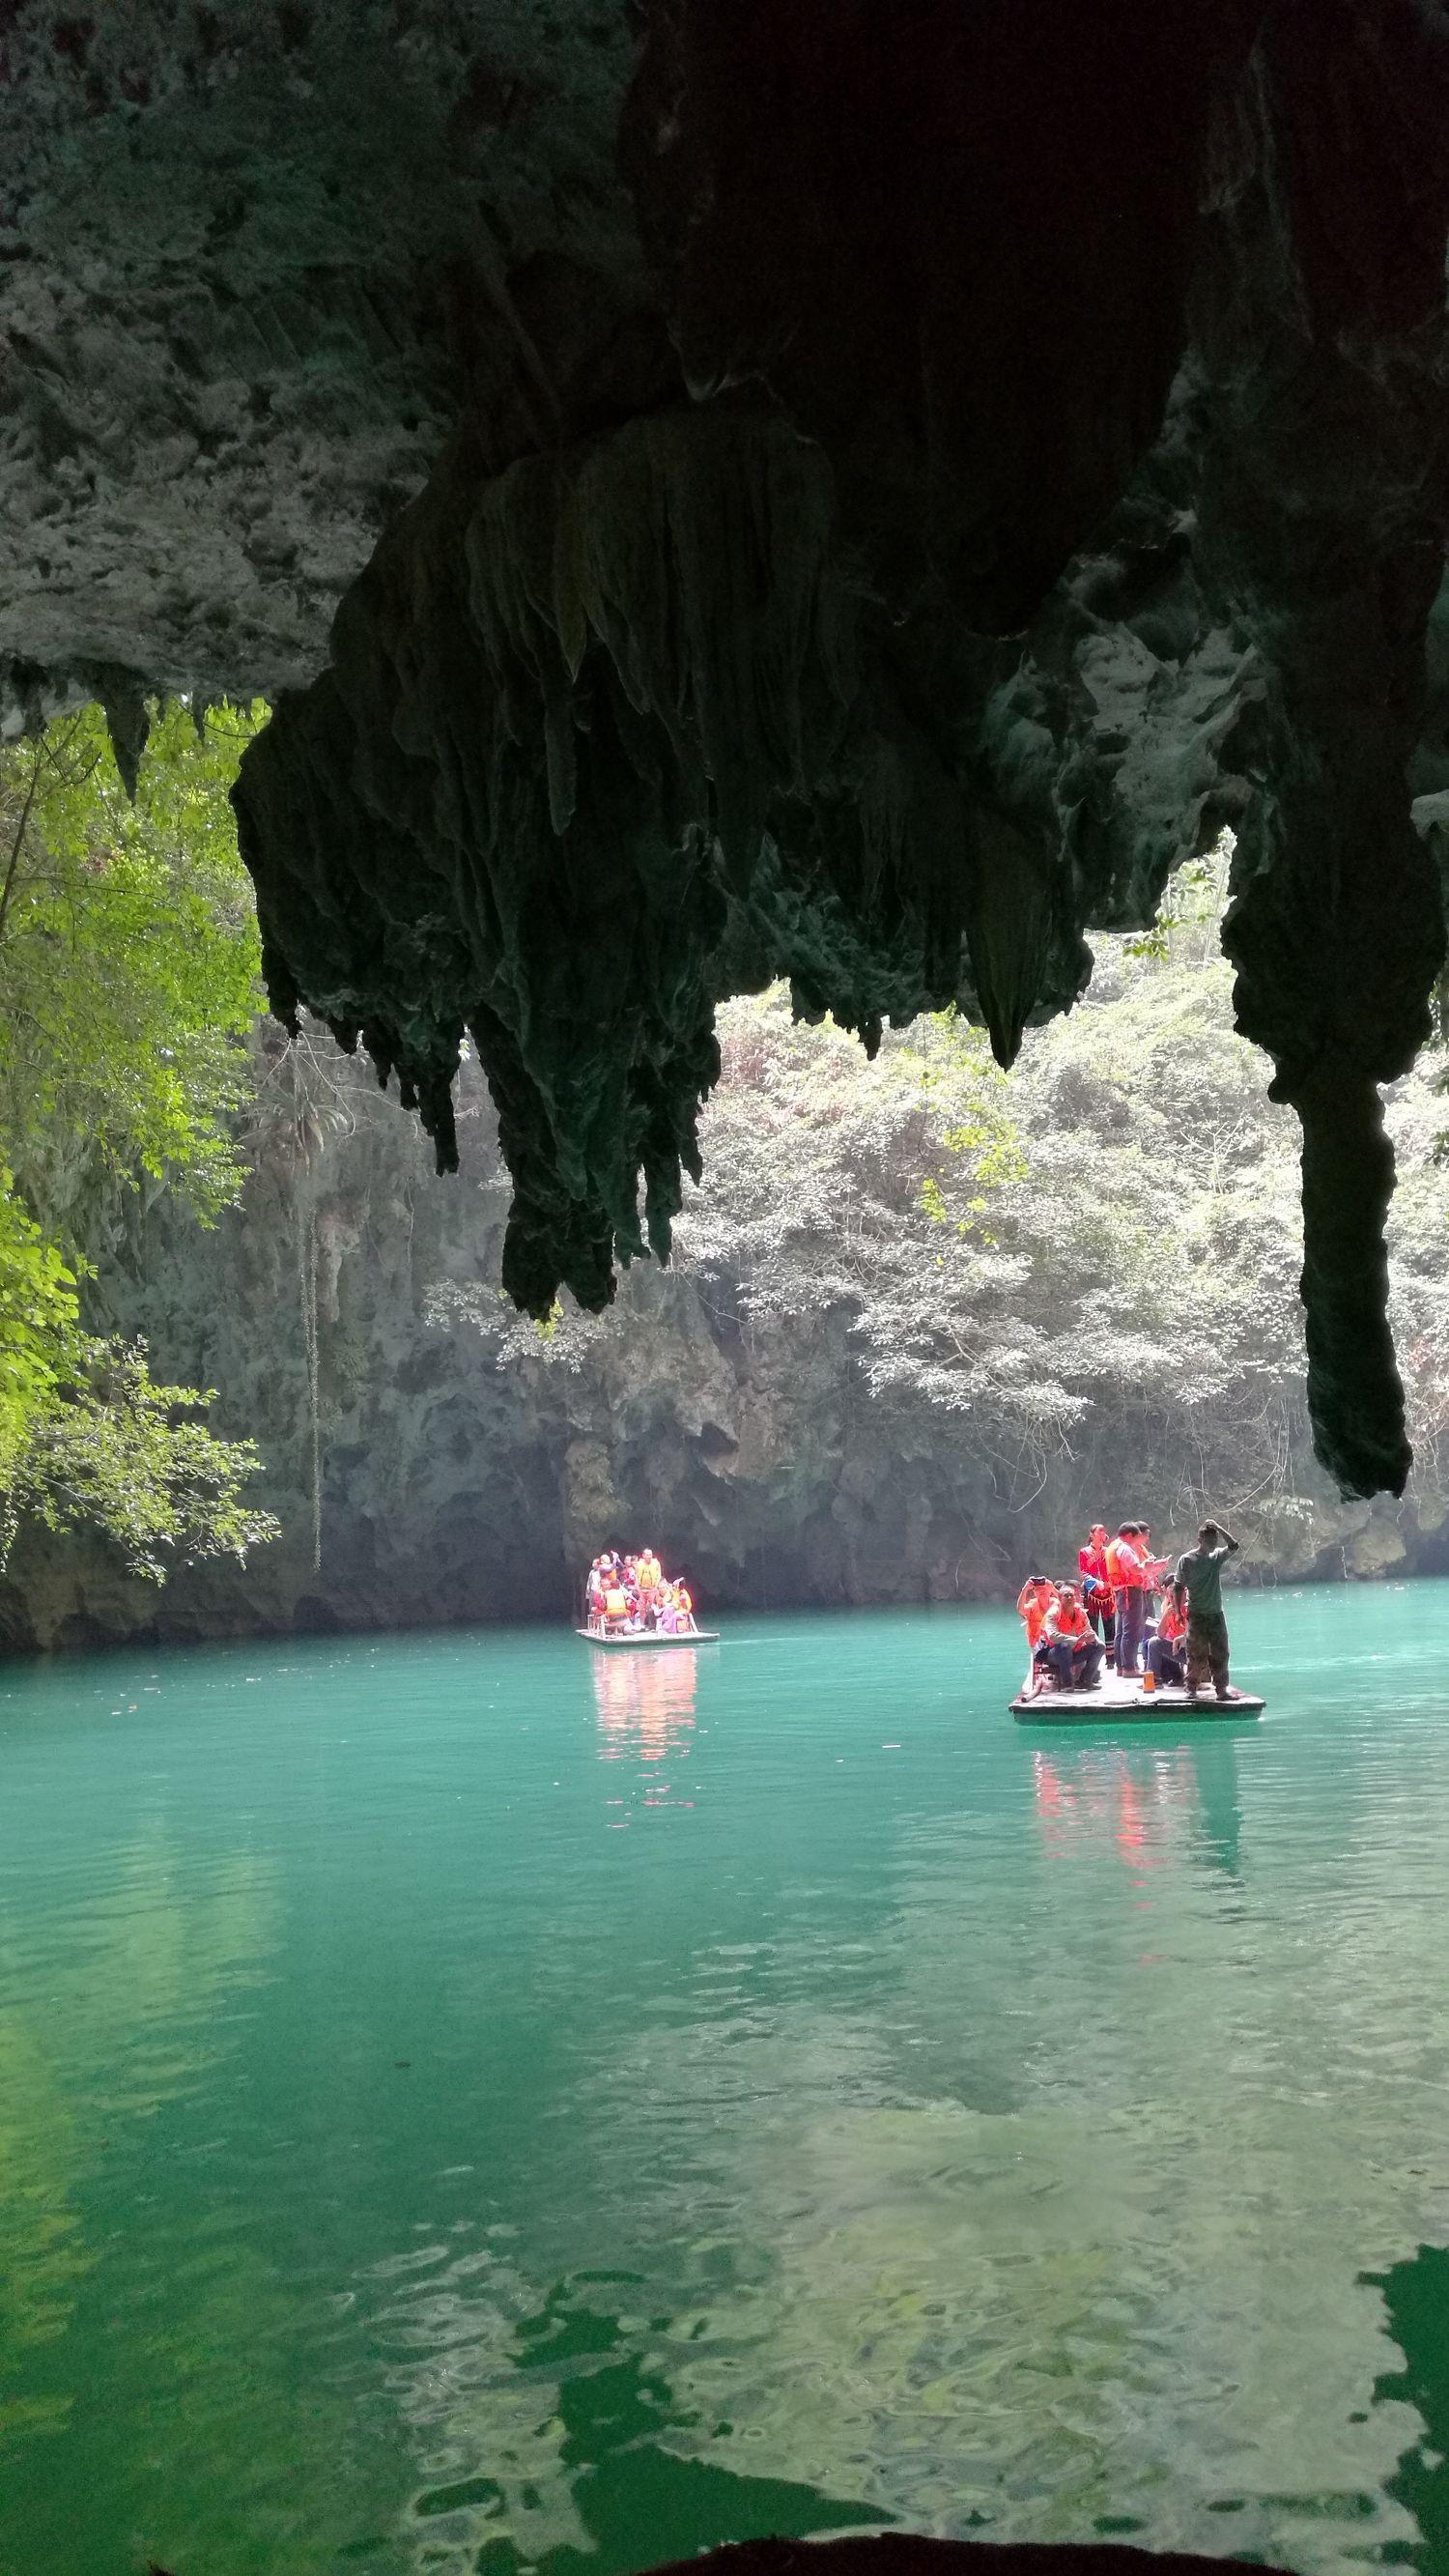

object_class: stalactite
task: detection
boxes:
[221,3,1449,1502]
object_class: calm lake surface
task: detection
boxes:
[2,1587,1448,2576]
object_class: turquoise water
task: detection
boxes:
[1,1586,1448,2576]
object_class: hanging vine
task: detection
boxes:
[239,1026,357,1578]
[297,1188,322,1575]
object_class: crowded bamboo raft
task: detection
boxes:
[579,1549,717,1646]
[1010,1516,1263,1718]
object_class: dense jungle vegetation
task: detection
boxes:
[2,701,1448,1644]
[0,706,274,1580]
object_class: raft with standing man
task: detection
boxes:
[1011,1513,1260,1718]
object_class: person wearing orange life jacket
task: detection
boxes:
[1015,1574,1059,1696]
[1136,1524,1172,1588]
[1105,1523,1152,1676]
[673,1580,696,1634]
[637,1546,663,1628]
[1077,1523,1116,1664]
[1016,1575,1058,1652]
[1146,1584,1186,1687]
[1040,1584,1104,1692]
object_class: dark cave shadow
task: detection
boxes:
[1361,2242,1449,2572]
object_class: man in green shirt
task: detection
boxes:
[1172,1521,1240,1702]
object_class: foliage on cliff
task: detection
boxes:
[0,701,264,1232]
[439,873,1449,1563]
[0,703,276,1577]
[8,836,1449,1644]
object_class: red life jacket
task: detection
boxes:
[1078,1544,1114,1603]
[1107,1538,1146,1589]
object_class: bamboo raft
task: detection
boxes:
[578,1626,720,1649]
[1011,1678,1264,1722]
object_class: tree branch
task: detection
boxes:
[0,744,45,956]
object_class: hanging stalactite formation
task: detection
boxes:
[7,0,1449,1498]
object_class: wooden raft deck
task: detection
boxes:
[578,1627,720,1649]
[1011,1679,1264,1723]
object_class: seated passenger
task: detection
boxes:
[603,1583,629,1633]
[1040,1585,1104,1692]
[1147,1586,1186,1686]
[674,1581,696,1634]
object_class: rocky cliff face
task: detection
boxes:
[4,1017,1442,1659]
[7,3,1449,1502]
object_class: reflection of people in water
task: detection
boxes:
[1032,1735,1247,1887]
[1032,1741,1211,1874]
[590,1646,697,1761]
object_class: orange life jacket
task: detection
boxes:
[1017,1582,1057,1647]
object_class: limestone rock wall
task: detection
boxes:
[2,1045,1440,1658]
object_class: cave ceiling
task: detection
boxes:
[6,1,1449,1500]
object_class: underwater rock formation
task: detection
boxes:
[8,4,1449,1498]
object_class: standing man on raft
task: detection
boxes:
[1106,1524,1151,1676]
[1171,1521,1241,1704]
[1077,1523,1117,1666]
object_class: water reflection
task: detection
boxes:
[0,1831,279,2433]
[5,1599,1449,2576]
[1186,1738,1245,1880]
[1031,1735,1247,1886]
[590,1650,697,1816]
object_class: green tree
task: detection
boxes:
[0,1175,76,1477]
[0,701,264,1236]
[0,702,277,1578]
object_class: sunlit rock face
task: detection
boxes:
[7,3,1449,1499]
